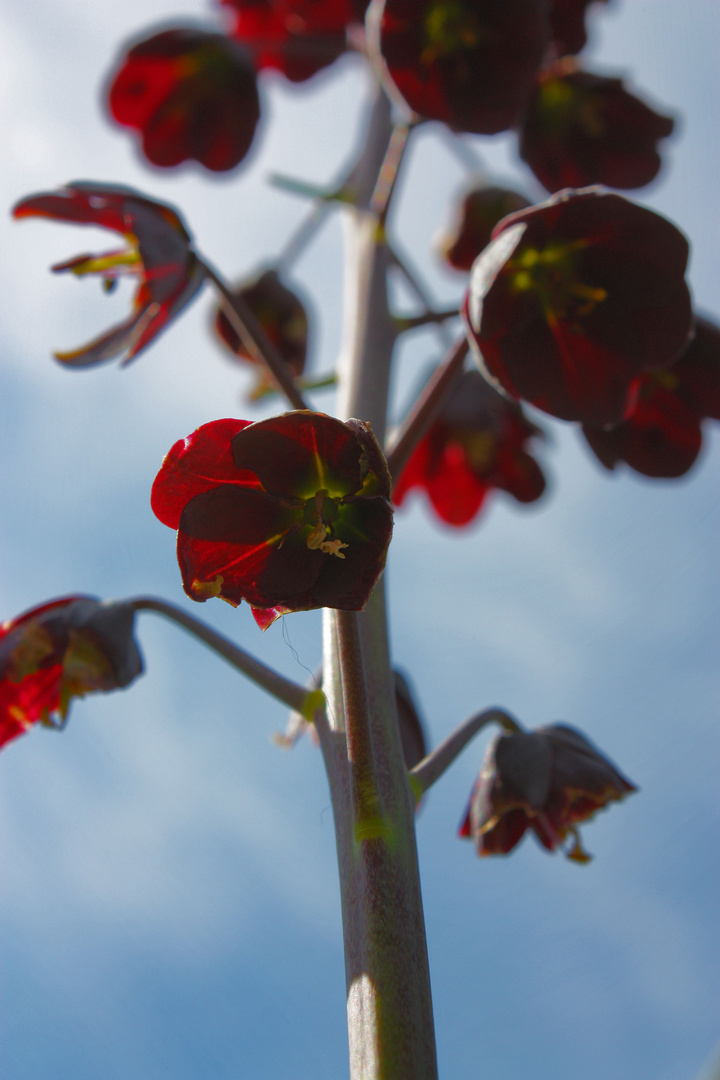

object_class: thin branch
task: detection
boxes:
[129,596,321,718]
[395,307,461,333]
[410,707,522,796]
[385,334,469,483]
[370,120,413,224]
[197,257,309,411]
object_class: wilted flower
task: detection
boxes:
[519,60,675,193]
[0,597,143,751]
[547,0,610,56]
[394,369,546,526]
[459,723,636,861]
[12,182,205,366]
[463,187,693,425]
[214,269,310,396]
[582,315,720,477]
[108,28,261,171]
[437,185,532,273]
[221,0,361,82]
[151,411,394,629]
[368,0,548,135]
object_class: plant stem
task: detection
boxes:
[197,257,309,411]
[410,707,522,797]
[129,596,317,717]
[322,83,439,1080]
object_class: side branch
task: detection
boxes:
[198,257,309,411]
[410,707,522,796]
[386,335,469,483]
[129,596,318,717]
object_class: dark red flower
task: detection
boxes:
[519,60,675,193]
[463,187,693,425]
[221,0,360,82]
[0,597,143,752]
[368,0,548,135]
[151,411,393,629]
[394,369,545,526]
[108,28,260,171]
[547,0,610,56]
[459,723,636,861]
[214,269,309,397]
[12,182,205,367]
[582,315,720,477]
[438,185,532,273]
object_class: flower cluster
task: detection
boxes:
[460,723,636,862]
[0,598,143,751]
[151,411,394,628]
[13,183,204,366]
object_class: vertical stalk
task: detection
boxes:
[322,84,438,1079]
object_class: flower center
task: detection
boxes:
[508,241,608,325]
[422,0,483,63]
[303,489,348,559]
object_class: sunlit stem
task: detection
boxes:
[129,597,320,719]
[385,335,469,485]
[197,257,309,411]
[410,707,523,797]
[394,307,461,333]
[324,83,439,1080]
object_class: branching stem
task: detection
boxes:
[411,707,523,796]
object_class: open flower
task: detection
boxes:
[0,597,143,751]
[519,60,675,193]
[393,369,546,526]
[12,182,205,366]
[151,411,393,629]
[459,723,636,861]
[437,184,531,273]
[463,187,693,425]
[214,269,310,397]
[368,0,548,135]
[221,0,360,82]
[582,314,720,477]
[107,28,261,171]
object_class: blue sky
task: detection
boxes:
[0,2,718,1078]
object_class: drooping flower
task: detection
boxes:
[519,60,675,193]
[12,182,205,367]
[151,411,393,629]
[0,597,143,752]
[582,315,720,477]
[547,0,610,56]
[463,187,693,426]
[459,723,636,861]
[437,185,532,273]
[214,269,310,397]
[368,0,548,135]
[394,369,546,526]
[108,28,261,171]
[221,0,361,82]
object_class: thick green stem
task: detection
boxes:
[321,85,438,1080]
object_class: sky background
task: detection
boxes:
[0,2,718,1078]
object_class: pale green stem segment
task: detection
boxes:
[410,708,523,799]
[320,84,439,1080]
[196,257,309,411]
[129,597,321,720]
[385,335,469,486]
